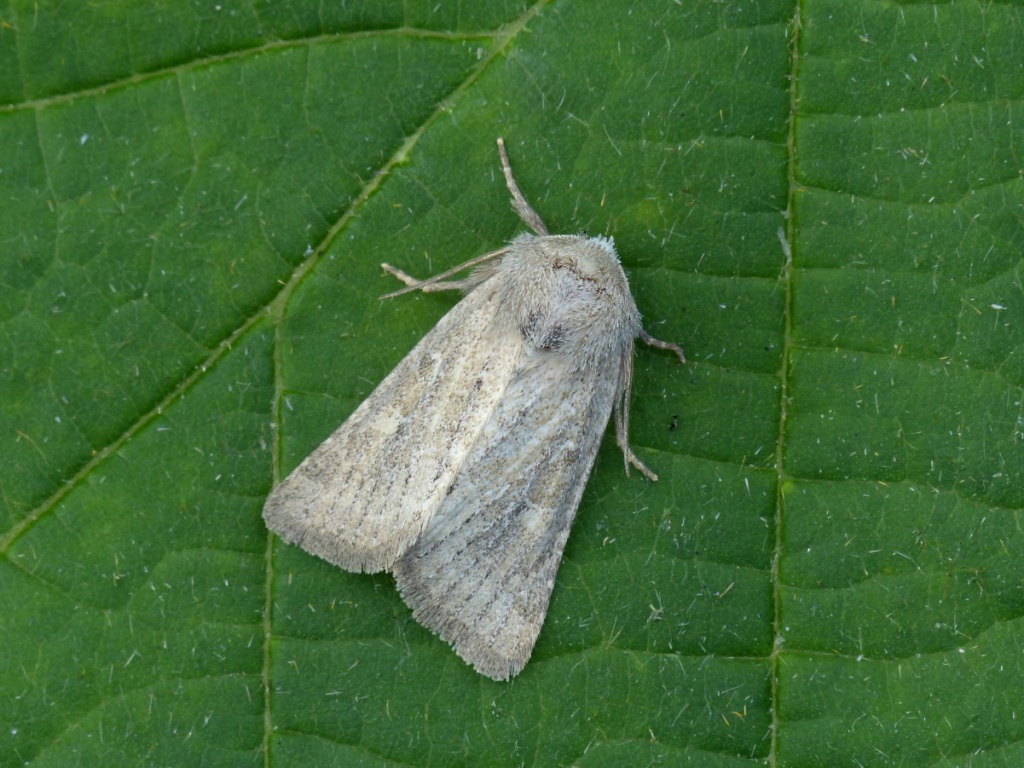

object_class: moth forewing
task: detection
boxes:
[391,303,627,680]
[263,138,685,681]
[262,282,520,573]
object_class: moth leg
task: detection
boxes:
[639,329,686,364]
[497,138,550,237]
[614,332,686,481]
[614,346,658,481]
[380,263,471,295]
[379,247,511,299]
[616,410,659,480]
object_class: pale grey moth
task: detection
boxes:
[263,139,685,681]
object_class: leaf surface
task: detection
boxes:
[2,1,1022,766]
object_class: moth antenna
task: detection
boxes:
[497,138,550,236]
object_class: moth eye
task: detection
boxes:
[519,311,564,351]
[538,326,564,351]
[519,311,542,338]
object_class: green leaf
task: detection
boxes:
[2,1,1022,766]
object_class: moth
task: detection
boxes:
[263,139,684,680]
